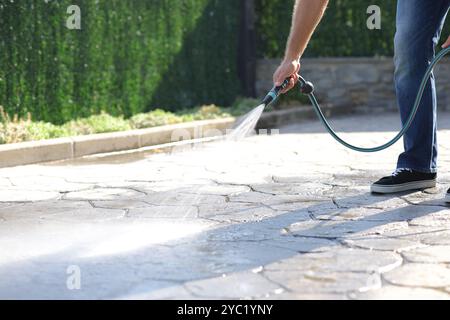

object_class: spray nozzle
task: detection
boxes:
[262,75,314,107]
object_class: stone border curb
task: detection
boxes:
[0,118,235,168]
[0,105,354,168]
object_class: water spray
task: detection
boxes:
[260,46,450,153]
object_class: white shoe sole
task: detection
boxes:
[371,179,436,194]
[445,193,450,203]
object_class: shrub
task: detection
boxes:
[62,112,132,135]
[0,123,4,145]
[130,109,184,129]
[0,101,255,145]
[0,106,66,143]
[228,98,262,116]
[180,105,232,122]
[0,0,241,123]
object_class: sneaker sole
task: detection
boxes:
[445,193,450,203]
[371,180,436,194]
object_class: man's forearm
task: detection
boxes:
[284,0,329,61]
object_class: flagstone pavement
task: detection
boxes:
[1,111,450,300]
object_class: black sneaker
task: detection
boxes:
[371,168,436,194]
[446,188,450,203]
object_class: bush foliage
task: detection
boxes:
[256,0,450,58]
[2,1,448,126]
[0,101,262,145]
[0,0,241,123]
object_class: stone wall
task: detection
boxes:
[256,57,450,111]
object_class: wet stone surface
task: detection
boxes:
[1,113,450,299]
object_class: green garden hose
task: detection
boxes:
[262,46,450,153]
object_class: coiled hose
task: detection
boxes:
[262,46,450,153]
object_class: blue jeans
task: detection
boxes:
[395,0,450,173]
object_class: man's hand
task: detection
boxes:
[272,0,328,95]
[442,35,450,48]
[273,59,301,94]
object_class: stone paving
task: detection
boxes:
[1,111,450,300]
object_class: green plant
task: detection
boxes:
[25,122,69,141]
[255,0,445,58]
[63,112,132,135]
[180,105,231,122]
[228,98,262,116]
[130,109,184,129]
[0,0,241,124]
[0,106,65,143]
[0,123,4,144]
[195,105,229,119]
[0,99,284,145]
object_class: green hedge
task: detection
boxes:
[256,0,450,58]
[2,1,448,124]
[0,0,241,124]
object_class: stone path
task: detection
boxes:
[1,111,450,300]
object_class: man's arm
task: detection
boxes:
[273,0,329,93]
